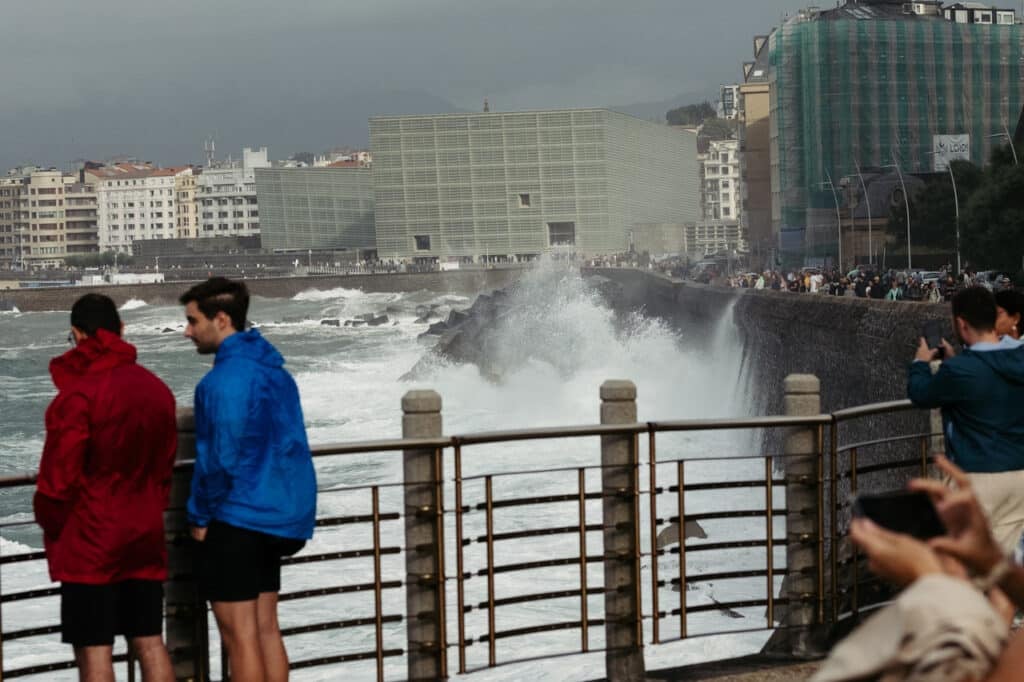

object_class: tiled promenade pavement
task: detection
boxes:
[644,654,822,681]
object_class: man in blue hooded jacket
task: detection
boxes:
[180,277,316,681]
[908,286,1024,553]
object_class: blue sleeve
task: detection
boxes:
[907,359,969,408]
[187,374,250,527]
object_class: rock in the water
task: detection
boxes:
[320,319,341,327]
[367,315,389,326]
[424,321,448,336]
[161,327,175,333]
[385,305,402,313]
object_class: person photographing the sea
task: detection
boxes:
[34,293,178,682]
[180,277,316,681]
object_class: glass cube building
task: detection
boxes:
[369,109,698,259]
[255,167,375,251]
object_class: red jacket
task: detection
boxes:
[34,329,177,584]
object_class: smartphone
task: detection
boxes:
[922,319,946,359]
[851,490,946,540]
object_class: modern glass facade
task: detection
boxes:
[769,14,1024,263]
[255,167,375,251]
[369,109,698,259]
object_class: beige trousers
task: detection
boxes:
[966,470,1024,555]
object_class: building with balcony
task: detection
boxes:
[700,139,742,223]
[197,147,269,237]
[0,170,96,269]
[86,163,193,254]
[718,84,741,120]
[685,220,748,258]
[64,183,100,258]
[255,166,375,251]
[369,108,698,261]
[768,0,1024,266]
[0,176,22,268]
[175,172,199,239]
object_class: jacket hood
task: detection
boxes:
[49,328,138,391]
[971,343,1024,385]
[214,329,284,369]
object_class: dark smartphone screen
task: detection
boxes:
[922,319,946,358]
[852,490,946,540]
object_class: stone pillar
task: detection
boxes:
[764,374,823,657]
[600,380,645,681]
[166,407,208,681]
[402,390,445,681]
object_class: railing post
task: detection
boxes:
[764,374,824,657]
[402,390,446,681]
[166,407,209,681]
[600,380,645,681]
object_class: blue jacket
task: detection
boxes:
[908,339,1024,473]
[187,329,317,540]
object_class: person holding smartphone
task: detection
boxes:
[908,287,1024,554]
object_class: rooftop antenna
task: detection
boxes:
[483,97,490,113]
[204,136,216,168]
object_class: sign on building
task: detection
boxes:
[932,134,970,171]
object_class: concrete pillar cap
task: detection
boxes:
[601,380,637,401]
[784,374,820,394]
[402,390,442,413]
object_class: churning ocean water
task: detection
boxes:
[0,264,780,680]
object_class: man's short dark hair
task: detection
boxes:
[179,277,249,331]
[70,294,121,337]
[995,289,1024,319]
[952,286,997,332]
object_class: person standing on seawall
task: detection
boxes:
[34,293,178,682]
[908,287,1024,553]
[180,277,316,681]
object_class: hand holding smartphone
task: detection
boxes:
[922,319,947,359]
[851,490,947,540]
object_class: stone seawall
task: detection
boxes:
[0,268,527,312]
[588,267,948,416]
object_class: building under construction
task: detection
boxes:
[769,0,1024,266]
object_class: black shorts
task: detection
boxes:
[61,580,164,647]
[196,521,305,602]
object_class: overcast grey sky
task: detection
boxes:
[0,0,803,170]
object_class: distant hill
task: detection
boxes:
[608,90,719,123]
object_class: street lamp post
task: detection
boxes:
[927,151,962,275]
[988,128,1019,165]
[853,160,873,266]
[820,171,843,270]
[883,155,912,271]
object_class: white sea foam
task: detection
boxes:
[118,298,148,310]
[291,286,368,302]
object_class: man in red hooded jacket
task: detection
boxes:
[34,293,178,682]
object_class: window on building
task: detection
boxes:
[517,193,531,208]
[978,10,992,23]
[998,11,1015,24]
[547,222,576,247]
[723,207,731,217]
[414,235,432,251]
[721,180,730,188]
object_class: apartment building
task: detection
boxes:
[86,163,193,254]
[0,170,97,269]
[175,172,199,239]
[197,147,269,237]
[700,138,742,223]
[0,176,22,267]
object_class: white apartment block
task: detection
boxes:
[197,147,269,237]
[700,139,742,223]
[718,84,740,120]
[86,163,193,254]
[685,220,748,257]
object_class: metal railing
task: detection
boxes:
[0,379,937,680]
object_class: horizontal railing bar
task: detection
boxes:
[290,648,404,669]
[836,432,938,454]
[315,512,400,528]
[0,550,46,565]
[665,479,787,493]
[281,613,402,637]
[1,586,59,603]
[312,437,449,456]
[650,415,832,432]
[478,554,603,576]
[665,568,787,585]
[0,473,37,488]
[838,457,924,479]
[279,579,402,602]
[283,546,401,565]
[477,618,606,642]
[661,538,789,554]
[2,624,60,641]
[470,587,607,611]
[475,523,603,543]
[481,491,603,510]
[832,399,915,421]
[666,510,785,523]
